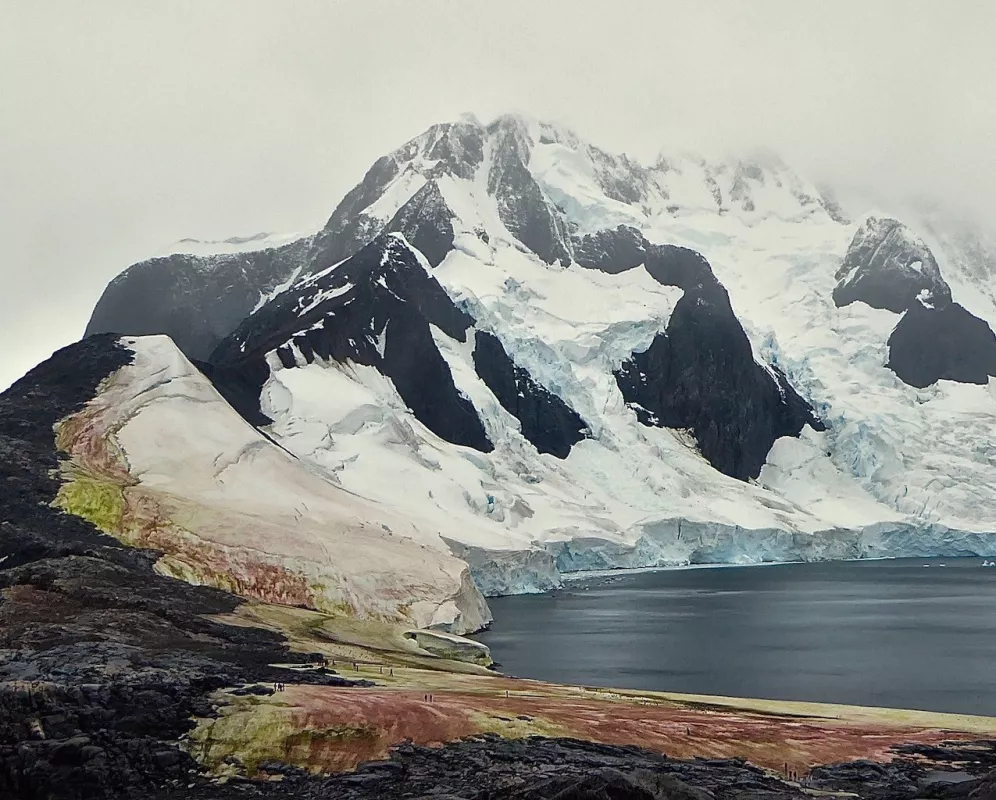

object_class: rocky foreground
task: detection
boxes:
[1,337,995,799]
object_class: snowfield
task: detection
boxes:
[70,335,490,633]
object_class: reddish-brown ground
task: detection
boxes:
[257,683,972,776]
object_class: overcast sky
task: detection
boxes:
[2,1,995,390]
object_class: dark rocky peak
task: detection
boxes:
[85,235,312,362]
[310,120,484,272]
[486,113,535,160]
[833,216,952,313]
[817,186,851,224]
[520,116,653,208]
[643,243,719,293]
[589,145,654,206]
[384,179,456,268]
[420,118,485,180]
[615,278,822,481]
[217,233,472,366]
[388,116,486,179]
[574,226,717,294]
[888,300,996,388]
[570,226,821,479]
[209,231,593,460]
[311,154,401,270]
[210,233,490,453]
[486,117,573,265]
[833,217,996,389]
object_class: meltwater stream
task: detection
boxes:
[474,558,996,716]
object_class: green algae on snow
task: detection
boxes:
[53,472,127,535]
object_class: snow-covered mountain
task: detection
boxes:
[75,113,996,621]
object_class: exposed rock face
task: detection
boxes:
[473,331,589,458]
[149,735,996,800]
[212,233,593,460]
[642,243,718,292]
[85,237,311,361]
[833,217,952,313]
[616,292,821,481]
[420,118,486,180]
[310,119,483,273]
[487,115,573,265]
[574,225,648,273]
[384,179,455,268]
[213,234,491,452]
[833,215,996,389]
[310,155,401,272]
[603,244,822,481]
[573,231,823,480]
[888,301,996,388]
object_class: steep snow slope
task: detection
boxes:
[53,334,489,632]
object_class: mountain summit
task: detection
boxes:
[67,113,996,618]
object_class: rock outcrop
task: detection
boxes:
[834,215,996,388]
[85,237,311,361]
[833,217,951,313]
[611,244,822,481]
[214,233,491,452]
[472,330,589,459]
[888,300,996,388]
[486,115,573,266]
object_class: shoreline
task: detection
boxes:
[554,553,987,584]
[477,555,994,720]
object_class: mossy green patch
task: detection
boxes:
[53,474,126,535]
[185,697,379,776]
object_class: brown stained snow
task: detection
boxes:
[51,387,351,614]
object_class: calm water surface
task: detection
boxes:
[474,559,996,716]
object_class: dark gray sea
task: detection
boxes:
[474,558,996,716]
